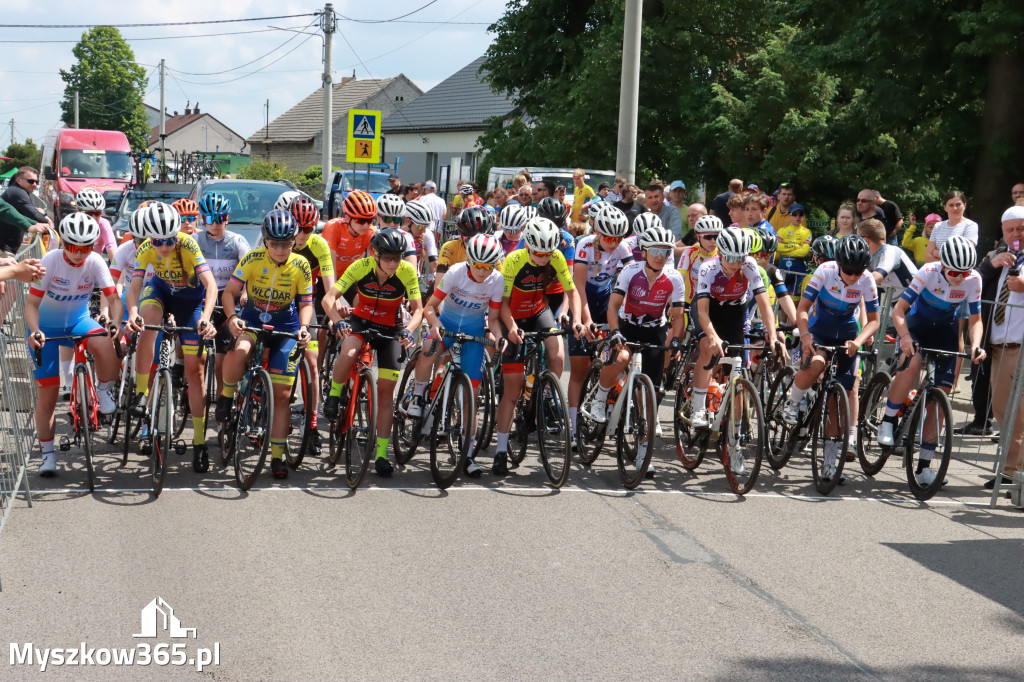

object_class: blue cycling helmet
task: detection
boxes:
[198,192,231,217]
[262,209,298,240]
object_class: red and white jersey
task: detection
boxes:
[693,256,765,307]
[612,261,685,327]
[434,261,504,328]
[30,250,115,327]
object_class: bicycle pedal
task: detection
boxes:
[58,437,72,452]
[173,439,188,455]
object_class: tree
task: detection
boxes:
[0,139,41,174]
[59,27,151,149]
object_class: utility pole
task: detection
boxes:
[615,0,642,184]
[73,90,79,128]
[321,3,335,181]
[9,119,13,146]
[159,58,166,181]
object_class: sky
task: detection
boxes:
[0,0,509,148]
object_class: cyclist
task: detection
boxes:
[323,190,377,291]
[798,236,838,297]
[172,198,201,235]
[194,192,251,392]
[109,207,154,315]
[274,190,303,212]
[568,203,633,440]
[876,236,984,484]
[493,216,588,475]
[451,183,483,213]
[407,233,506,476]
[677,214,722,306]
[750,226,797,323]
[26,213,122,476]
[781,235,880,481]
[529,196,577,315]
[626,212,663,262]
[498,204,534,257]
[217,210,313,480]
[376,193,419,271]
[126,202,218,473]
[690,227,782,431]
[401,200,439,292]
[322,227,423,478]
[436,207,494,276]
[73,188,117,261]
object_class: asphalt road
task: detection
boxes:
[1,387,1022,681]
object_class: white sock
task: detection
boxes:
[413,380,428,397]
[848,426,857,442]
[595,384,611,402]
[61,360,72,389]
[788,385,808,404]
[98,380,114,392]
[496,431,509,452]
[569,407,578,432]
[693,389,707,412]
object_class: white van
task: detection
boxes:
[486,166,616,206]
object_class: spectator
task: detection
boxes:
[386,174,402,195]
[926,190,978,263]
[569,168,595,223]
[743,193,771,231]
[976,206,1024,488]
[606,176,627,203]
[712,178,742,221]
[533,178,556,202]
[902,212,942,266]
[612,183,647,229]
[775,202,812,294]
[831,201,858,238]
[643,181,683,243]
[0,255,45,295]
[766,182,797,232]
[683,203,707,246]
[451,182,482,214]
[510,171,530,195]
[509,184,534,208]
[856,189,902,244]
[2,167,49,226]
[667,180,687,208]
[726,192,746,226]
[1012,182,1024,207]
[597,181,611,200]
[417,180,448,235]
[858,218,917,288]
[0,195,48,256]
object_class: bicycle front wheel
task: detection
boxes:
[765,366,795,470]
[905,386,953,502]
[721,378,765,495]
[75,366,96,492]
[811,382,850,496]
[233,368,273,491]
[286,357,315,470]
[536,370,571,488]
[392,349,421,466]
[151,369,174,497]
[203,346,217,448]
[857,372,893,476]
[473,359,496,457]
[576,364,607,466]
[429,371,473,489]
[617,373,657,489]
[344,368,377,489]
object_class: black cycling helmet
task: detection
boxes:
[811,235,836,260]
[262,209,298,241]
[537,196,567,227]
[755,227,778,254]
[835,235,871,274]
[456,206,494,237]
[370,227,406,255]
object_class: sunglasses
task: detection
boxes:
[151,237,176,247]
[266,240,294,250]
[600,235,622,244]
[721,254,746,263]
[350,217,374,226]
[182,215,198,224]
[23,178,38,185]
[469,261,495,271]
[754,252,771,259]
[64,243,93,255]
[699,234,718,241]
[790,212,805,217]
[299,225,315,234]
[945,269,969,278]
[204,214,228,225]
[530,250,553,258]
[840,267,863,277]
[646,247,672,259]
[382,216,402,225]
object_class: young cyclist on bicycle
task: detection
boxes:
[376,193,418,271]
[217,210,313,479]
[493,216,588,475]
[436,207,494,276]
[109,208,154,315]
[401,200,439,293]
[26,214,123,477]
[690,227,783,430]
[407,233,505,476]
[876,236,985,485]
[677,214,722,306]
[323,190,377,289]
[73,188,117,261]
[781,235,880,480]
[498,204,535,257]
[625,212,662,263]
[172,198,201,235]
[322,227,423,477]
[126,202,219,473]
[567,203,633,439]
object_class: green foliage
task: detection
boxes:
[0,139,41,174]
[59,27,150,149]
[237,157,293,182]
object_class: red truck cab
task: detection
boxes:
[39,128,135,224]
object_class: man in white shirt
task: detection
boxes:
[417,180,448,236]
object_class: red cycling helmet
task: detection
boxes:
[290,196,320,229]
[343,190,377,222]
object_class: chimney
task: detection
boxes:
[173,111,178,117]
[194,102,199,114]
[341,75,354,85]
[184,108,191,116]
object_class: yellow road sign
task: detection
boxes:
[346,109,381,163]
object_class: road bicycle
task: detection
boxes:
[394,330,489,489]
[284,322,326,471]
[577,339,661,489]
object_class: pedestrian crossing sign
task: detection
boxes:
[346,109,381,163]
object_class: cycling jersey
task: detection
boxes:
[293,233,335,282]
[502,248,575,320]
[322,218,374,276]
[498,234,520,257]
[900,262,981,323]
[676,244,715,303]
[613,261,685,327]
[693,256,766,307]
[30,250,115,328]
[438,238,467,270]
[194,230,251,291]
[408,229,437,267]
[133,232,210,295]
[434,261,504,330]
[870,243,918,288]
[110,240,154,285]
[334,257,420,327]
[803,261,879,335]
[515,228,576,295]
[573,234,634,303]
[230,249,313,327]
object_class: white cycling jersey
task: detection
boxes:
[693,256,765,307]
[434,261,504,330]
[29,250,115,328]
[803,261,879,335]
[900,261,982,323]
[573,234,634,301]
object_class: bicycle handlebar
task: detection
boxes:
[441,329,496,347]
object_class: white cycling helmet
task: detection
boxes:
[59,212,100,246]
[694,214,724,235]
[499,204,521,230]
[273,190,302,211]
[75,188,105,212]
[716,226,751,259]
[940,235,977,271]
[128,207,149,240]
[141,202,181,240]
[504,204,534,233]
[402,200,433,226]
[459,183,474,196]
[465,233,503,266]
[639,225,675,250]
[593,205,629,238]
[633,212,663,238]
[376,193,406,219]
[522,216,561,252]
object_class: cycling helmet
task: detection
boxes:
[639,225,675,250]
[370,227,407,255]
[343,190,377,221]
[522,217,561,252]
[632,212,664,238]
[499,204,521,230]
[746,228,763,255]
[456,206,494,237]
[518,205,538,222]
[290,196,320,228]
[75,188,105,212]
[835,235,871,273]
[811,235,837,260]
[538,196,567,225]
[502,205,531,233]
[141,202,181,240]
[756,227,778,254]
[593,205,629,238]
[198,192,231,217]
[128,207,149,240]
[694,214,723,235]
[459,183,474,196]
[172,198,200,217]
[716,226,751,259]
[465,233,503,266]
[262,209,298,241]
[376,193,406,220]
[940,235,977,271]
[274,190,302,211]
[59,212,100,246]
[403,200,433,226]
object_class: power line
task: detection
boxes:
[0,26,308,43]
[75,66,158,110]
[337,1,439,23]
[166,18,318,76]
[172,31,318,86]
[0,14,317,29]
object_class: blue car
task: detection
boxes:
[323,170,391,218]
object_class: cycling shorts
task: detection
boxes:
[239,309,300,386]
[348,316,402,382]
[694,300,746,347]
[140,279,205,356]
[568,298,609,358]
[211,307,233,354]
[29,317,105,387]
[500,308,558,374]
[428,312,487,386]
[903,318,959,389]
[613,320,669,391]
[810,329,860,392]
